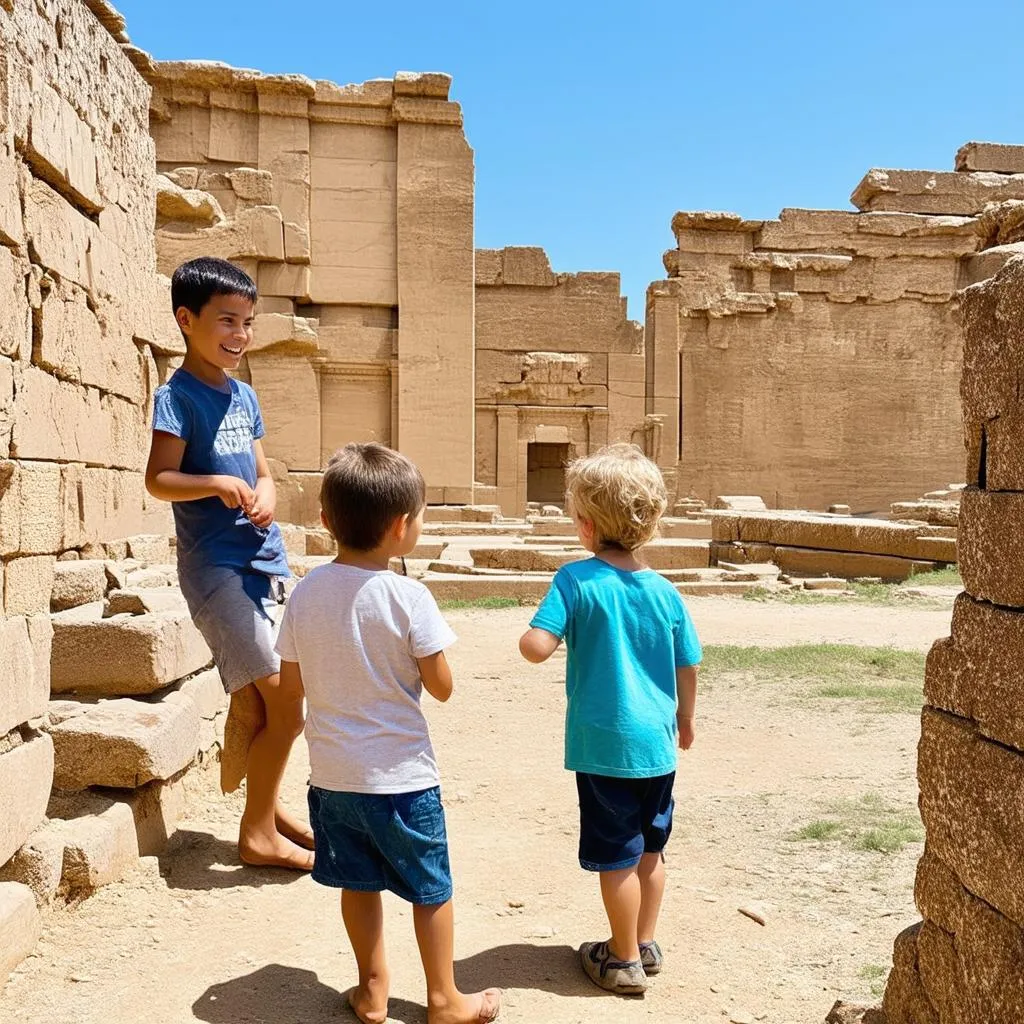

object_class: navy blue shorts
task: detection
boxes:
[576,771,675,872]
[308,785,453,905]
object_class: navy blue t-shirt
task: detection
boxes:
[152,369,289,578]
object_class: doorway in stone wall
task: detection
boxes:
[526,442,570,506]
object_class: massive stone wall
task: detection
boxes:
[648,145,1024,511]
[0,0,178,970]
[474,246,645,511]
[144,62,476,507]
[882,255,1024,1021]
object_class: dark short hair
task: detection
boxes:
[171,257,257,316]
[320,443,426,551]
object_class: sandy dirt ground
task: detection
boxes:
[1,597,954,1024]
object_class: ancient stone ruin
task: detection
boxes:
[879,256,1024,1021]
[0,1,1021,1016]
[648,144,1024,511]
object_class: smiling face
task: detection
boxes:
[176,293,255,381]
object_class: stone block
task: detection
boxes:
[124,534,172,565]
[3,554,55,614]
[0,247,28,360]
[103,587,186,617]
[0,615,52,735]
[36,282,143,402]
[0,821,66,906]
[27,81,100,210]
[913,849,1024,1021]
[12,367,147,470]
[958,488,1024,606]
[881,923,938,1024]
[49,695,201,790]
[853,168,1024,215]
[0,733,54,867]
[500,247,556,287]
[0,460,62,556]
[713,495,768,511]
[956,142,1024,174]
[23,176,91,287]
[53,797,139,898]
[250,313,318,354]
[925,595,1024,751]
[50,607,211,696]
[169,668,225,721]
[284,221,311,263]
[258,261,311,300]
[128,775,188,857]
[228,167,274,203]
[918,707,1024,929]
[774,546,940,582]
[51,560,108,612]
[0,882,41,989]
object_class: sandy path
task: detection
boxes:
[1,597,952,1024]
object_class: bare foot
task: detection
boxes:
[276,802,315,850]
[221,686,264,794]
[427,989,501,1024]
[239,830,314,872]
[347,983,389,1024]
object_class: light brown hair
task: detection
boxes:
[566,443,667,551]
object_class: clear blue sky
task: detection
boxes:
[119,0,1024,318]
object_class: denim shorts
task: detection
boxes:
[308,785,453,905]
[576,771,676,872]
[178,565,286,693]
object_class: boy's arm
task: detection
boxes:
[417,651,453,703]
[519,627,561,664]
[676,664,698,750]
[145,430,254,509]
[249,439,277,528]
[278,658,306,705]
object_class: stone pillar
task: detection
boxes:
[882,256,1024,1022]
[645,285,681,480]
[395,81,475,504]
[495,406,518,513]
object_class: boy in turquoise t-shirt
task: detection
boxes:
[519,444,701,996]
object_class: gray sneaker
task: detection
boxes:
[578,940,648,995]
[640,940,663,975]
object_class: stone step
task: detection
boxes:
[48,694,201,790]
[471,540,711,573]
[421,572,759,602]
[0,882,41,988]
[50,604,211,696]
[50,560,108,612]
[0,733,54,867]
[422,522,532,537]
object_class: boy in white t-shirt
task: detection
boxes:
[274,442,500,1024]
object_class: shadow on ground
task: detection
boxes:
[159,830,308,891]
[193,945,603,1024]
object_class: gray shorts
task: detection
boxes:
[179,565,286,693]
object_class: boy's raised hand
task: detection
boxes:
[214,475,256,512]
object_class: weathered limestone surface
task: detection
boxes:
[50,560,109,612]
[0,614,51,735]
[475,248,645,511]
[649,147,1024,511]
[957,141,1024,174]
[0,734,54,867]
[0,882,41,988]
[883,218,1024,1022]
[50,607,211,696]
[49,696,201,790]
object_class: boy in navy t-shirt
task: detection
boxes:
[520,443,701,996]
[145,257,312,872]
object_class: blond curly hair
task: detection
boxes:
[566,443,667,551]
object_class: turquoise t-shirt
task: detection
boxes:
[530,557,702,779]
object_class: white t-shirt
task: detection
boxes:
[275,563,456,794]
